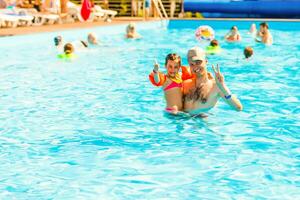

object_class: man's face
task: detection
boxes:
[260,25,266,33]
[189,59,206,75]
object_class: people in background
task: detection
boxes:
[131,0,138,16]
[57,43,76,59]
[170,0,176,18]
[248,23,257,36]
[103,0,109,9]
[244,46,253,59]
[144,0,150,20]
[126,22,141,39]
[0,0,7,8]
[256,22,273,45]
[54,35,63,51]
[87,32,99,45]
[206,39,222,55]
[225,26,241,42]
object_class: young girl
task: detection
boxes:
[225,26,241,42]
[149,53,191,114]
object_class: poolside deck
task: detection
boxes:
[1,17,299,37]
[0,17,152,37]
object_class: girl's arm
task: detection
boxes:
[149,60,166,87]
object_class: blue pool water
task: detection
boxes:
[0,20,299,199]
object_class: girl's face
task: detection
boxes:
[166,59,180,78]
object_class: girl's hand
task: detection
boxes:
[154,59,159,72]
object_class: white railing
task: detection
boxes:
[152,0,169,20]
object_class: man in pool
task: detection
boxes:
[183,47,243,115]
[256,22,273,45]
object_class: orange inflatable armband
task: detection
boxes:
[181,66,195,80]
[149,72,166,87]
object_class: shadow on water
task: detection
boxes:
[163,111,218,134]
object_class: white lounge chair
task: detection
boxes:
[24,8,60,25]
[93,9,105,21]
[0,8,33,27]
[67,2,94,22]
[0,13,19,27]
[94,5,117,22]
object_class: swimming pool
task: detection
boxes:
[0,20,299,199]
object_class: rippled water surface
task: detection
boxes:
[0,20,299,199]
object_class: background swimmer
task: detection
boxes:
[126,22,141,39]
[57,43,75,59]
[256,22,273,45]
[206,39,221,54]
[87,32,99,45]
[244,46,254,59]
[248,23,257,36]
[54,35,63,51]
[225,26,241,42]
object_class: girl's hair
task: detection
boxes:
[165,53,181,66]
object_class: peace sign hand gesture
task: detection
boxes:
[212,64,227,93]
[212,64,224,83]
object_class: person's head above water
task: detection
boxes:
[244,46,253,59]
[250,23,256,32]
[231,26,238,32]
[64,43,74,55]
[126,22,141,39]
[54,36,62,46]
[260,22,269,29]
[87,32,98,45]
[210,39,219,47]
[164,53,181,78]
[126,22,137,34]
